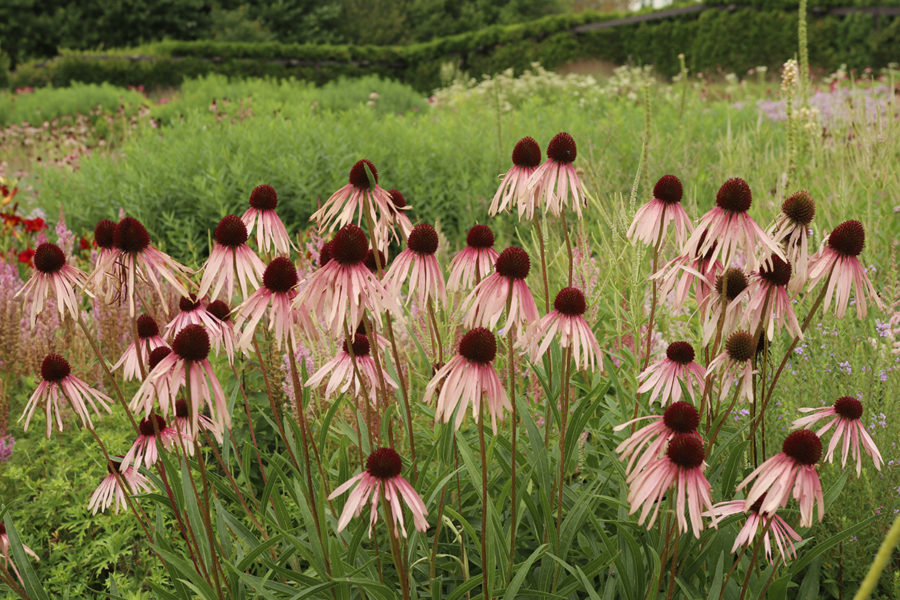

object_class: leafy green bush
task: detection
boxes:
[0,82,147,127]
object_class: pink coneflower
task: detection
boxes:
[637,341,706,405]
[489,137,542,219]
[92,217,191,316]
[363,248,388,275]
[173,398,223,453]
[627,175,692,248]
[206,300,237,364]
[791,396,883,476]
[614,401,700,477]
[311,160,396,248]
[329,447,428,538]
[681,178,782,272]
[15,242,87,327]
[706,330,756,404]
[525,287,602,371]
[705,496,802,565]
[447,225,500,292]
[241,184,292,254]
[738,429,824,527]
[768,190,815,294]
[306,333,397,403]
[19,354,112,438]
[386,189,414,241]
[808,220,883,319]
[164,294,221,340]
[87,458,152,515]
[737,254,802,341]
[292,224,399,339]
[698,268,748,346]
[234,257,303,350]
[384,224,446,307]
[198,215,265,301]
[86,219,118,302]
[0,522,40,580]
[526,132,585,218]
[113,314,166,381]
[627,433,713,538]
[142,346,175,413]
[131,324,229,436]
[423,328,510,433]
[652,231,723,310]
[463,246,539,337]
[121,413,179,470]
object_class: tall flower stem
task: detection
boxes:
[560,210,574,286]
[506,326,518,577]
[555,346,573,535]
[251,338,301,473]
[426,298,444,366]
[382,496,411,600]
[192,439,227,600]
[641,211,667,371]
[534,214,555,449]
[478,399,491,599]
[230,362,268,484]
[0,564,29,600]
[854,513,900,600]
[737,517,775,600]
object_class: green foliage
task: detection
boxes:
[0,82,147,127]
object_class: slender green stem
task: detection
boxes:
[251,338,302,472]
[853,513,900,600]
[534,215,555,449]
[382,495,411,600]
[478,399,491,600]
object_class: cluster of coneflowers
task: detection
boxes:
[3,128,885,597]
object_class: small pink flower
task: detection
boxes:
[198,215,266,301]
[698,268,748,346]
[614,401,700,476]
[807,220,883,319]
[121,414,180,470]
[463,246,539,337]
[652,230,723,310]
[15,242,88,328]
[164,294,222,340]
[113,314,166,381]
[306,334,397,403]
[738,430,825,528]
[241,185,292,254]
[524,287,602,372]
[447,225,500,292]
[206,300,237,364]
[173,398,223,452]
[88,458,152,515]
[329,448,428,538]
[627,175,692,248]
[424,328,510,433]
[791,396,883,476]
[526,133,585,218]
[768,191,815,294]
[234,257,311,351]
[627,433,713,538]
[85,219,119,303]
[637,342,706,406]
[386,189,414,241]
[681,178,783,272]
[19,354,112,438]
[706,331,756,405]
[489,137,542,220]
[383,224,446,308]
[736,254,802,341]
[704,497,802,565]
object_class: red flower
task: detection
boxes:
[79,236,90,251]
[19,248,35,266]
[23,218,47,233]
[2,213,22,228]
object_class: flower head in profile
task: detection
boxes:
[329,447,428,538]
[384,224,447,307]
[627,175,692,248]
[164,294,221,340]
[205,300,237,364]
[173,398,223,451]
[698,267,748,346]
[737,254,802,341]
[463,246,539,337]
[310,160,397,249]
[447,224,500,292]
[652,229,723,310]
[706,330,756,404]
[241,184,292,254]
[306,334,397,404]
[489,137,542,220]
[113,314,167,381]
[85,219,120,302]
[292,225,399,339]
[526,132,585,218]
[637,341,706,406]
[681,178,783,272]
[198,214,266,301]
[386,189,414,241]
[615,401,700,477]
[15,242,88,328]
[234,257,312,351]
[121,413,179,470]
[19,354,112,438]
[705,496,802,565]
[792,396,883,476]
[627,433,713,538]
[808,220,883,319]
[524,287,602,371]
[88,457,152,515]
[768,190,815,294]
[424,328,510,433]
[738,429,825,527]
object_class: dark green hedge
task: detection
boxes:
[7,7,900,93]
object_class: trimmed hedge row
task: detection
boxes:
[7,7,900,93]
